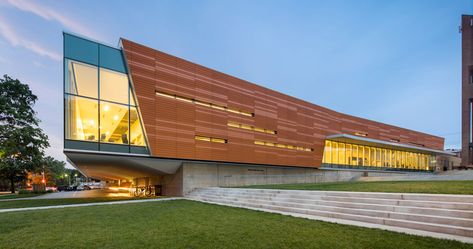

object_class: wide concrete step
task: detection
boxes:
[188,188,473,239]
[193,189,473,210]
[190,191,473,219]
[190,195,473,238]
[193,194,473,228]
[196,187,473,203]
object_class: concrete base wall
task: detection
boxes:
[154,162,427,196]
[180,162,367,196]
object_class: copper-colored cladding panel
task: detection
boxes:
[121,39,444,168]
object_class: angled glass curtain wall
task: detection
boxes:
[64,59,147,149]
[322,140,435,171]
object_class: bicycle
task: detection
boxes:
[132,185,154,197]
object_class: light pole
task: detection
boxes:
[64,174,70,186]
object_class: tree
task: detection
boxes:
[0,75,49,193]
[38,156,66,186]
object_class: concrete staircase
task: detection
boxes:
[187,187,473,243]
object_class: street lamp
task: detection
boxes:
[64,174,70,186]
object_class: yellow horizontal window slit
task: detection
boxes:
[195,100,211,107]
[156,91,254,117]
[254,127,265,133]
[227,122,277,135]
[239,111,254,117]
[227,108,240,114]
[355,132,368,137]
[241,124,252,130]
[156,92,175,99]
[254,140,313,152]
[175,96,192,103]
[228,122,240,128]
[195,135,227,143]
[195,136,211,142]
[211,104,225,111]
[211,138,227,143]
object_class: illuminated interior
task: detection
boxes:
[100,68,129,104]
[254,140,313,152]
[156,91,254,117]
[322,140,435,170]
[227,122,277,135]
[65,95,98,141]
[64,59,146,148]
[195,135,227,143]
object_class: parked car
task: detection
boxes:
[77,184,91,191]
[57,185,77,191]
[45,186,57,192]
[57,185,68,192]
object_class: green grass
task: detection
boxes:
[0,200,471,249]
[0,193,44,200]
[239,180,473,195]
[0,197,153,209]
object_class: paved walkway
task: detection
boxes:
[361,170,473,182]
[0,189,125,202]
[36,189,129,199]
[0,197,182,213]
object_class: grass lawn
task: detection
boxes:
[0,193,44,200]
[0,197,154,209]
[0,200,471,249]
[239,180,473,195]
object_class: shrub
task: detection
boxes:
[18,189,32,194]
[18,189,53,194]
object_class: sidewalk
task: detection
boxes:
[0,197,182,213]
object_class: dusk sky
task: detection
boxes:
[0,0,471,165]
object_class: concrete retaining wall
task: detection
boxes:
[153,162,432,196]
[180,162,367,195]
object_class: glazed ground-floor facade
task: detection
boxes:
[322,140,435,171]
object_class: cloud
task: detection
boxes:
[6,0,100,39]
[32,60,45,68]
[0,17,61,61]
[0,56,9,64]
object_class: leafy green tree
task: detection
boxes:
[39,156,66,186]
[0,75,49,193]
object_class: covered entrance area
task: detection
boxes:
[64,150,185,196]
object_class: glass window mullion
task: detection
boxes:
[98,53,101,149]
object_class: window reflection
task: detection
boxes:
[130,107,145,146]
[100,68,129,104]
[65,95,98,141]
[66,61,98,98]
[130,89,136,106]
[100,102,129,144]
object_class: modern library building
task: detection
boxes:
[63,32,454,196]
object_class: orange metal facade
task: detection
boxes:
[121,39,444,168]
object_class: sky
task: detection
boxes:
[0,0,471,166]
